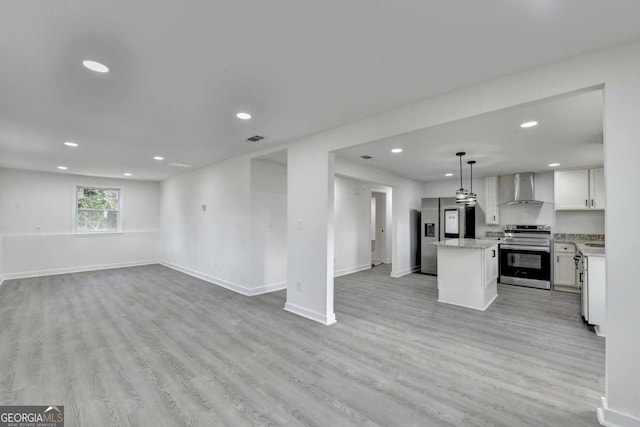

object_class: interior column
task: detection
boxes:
[284,146,336,325]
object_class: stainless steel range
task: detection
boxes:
[499,225,552,290]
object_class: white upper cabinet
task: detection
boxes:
[554,168,604,211]
[484,176,499,225]
[589,167,605,210]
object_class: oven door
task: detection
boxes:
[499,245,551,289]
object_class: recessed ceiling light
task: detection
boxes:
[57,166,68,170]
[548,163,560,167]
[124,172,133,177]
[391,148,403,153]
[445,173,454,177]
[236,112,252,120]
[64,141,79,147]
[153,156,164,161]
[82,59,109,73]
[520,121,538,128]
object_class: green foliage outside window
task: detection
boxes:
[76,187,120,233]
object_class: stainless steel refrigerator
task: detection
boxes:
[420,197,476,275]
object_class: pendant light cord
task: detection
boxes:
[459,154,463,188]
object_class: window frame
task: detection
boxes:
[73,185,124,235]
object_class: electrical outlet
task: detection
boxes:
[296,281,302,292]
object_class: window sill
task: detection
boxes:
[74,232,123,237]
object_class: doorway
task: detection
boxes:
[371,191,388,265]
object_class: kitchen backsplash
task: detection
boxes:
[485,231,504,238]
[484,231,605,241]
[554,233,605,241]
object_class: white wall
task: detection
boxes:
[423,172,605,235]
[250,159,287,292]
[555,211,604,234]
[160,155,253,294]
[333,175,392,277]
[334,158,423,278]
[0,168,160,278]
[334,175,372,276]
[0,169,4,282]
[601,47,640,426]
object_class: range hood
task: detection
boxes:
[506,172,543,205]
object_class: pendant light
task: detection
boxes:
[466,160,477,205]
[455,152,469,203]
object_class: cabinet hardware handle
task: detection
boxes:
[585,199,588,207]
[492,250,496,257]
[557,255,559,263]
[591,199,594,207]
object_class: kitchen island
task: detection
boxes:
[434,239,499,311]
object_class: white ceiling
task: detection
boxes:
[0,1,636,181]
[335,89,604,182]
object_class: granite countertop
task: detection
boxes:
[433,238,499,249]
[554,233,604,242]
[554,234,605,257]
[575,243,605,257]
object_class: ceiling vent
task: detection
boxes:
[246,135,266,143]
[168,162,193,168]
[360,155,373,159]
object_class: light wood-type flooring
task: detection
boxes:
[0,264,604,426]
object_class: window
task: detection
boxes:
[75,186,122,234]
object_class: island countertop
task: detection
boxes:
[433,238,499,250]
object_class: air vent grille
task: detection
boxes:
[168,162,193,168]
[246,135,265,142]
[360,155,373,160]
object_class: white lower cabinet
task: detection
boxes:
[554,243,577,290]
[437,244,498,311]
[585,255,606,336]
[484,245,498,286]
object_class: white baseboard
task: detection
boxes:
[0,276,4,287]
[390,265,420,278]
[160,261,285,297]
[250,281,287,295]
[334,263,371,278]
[598,396,640,427]
[284,302,336,325]
[2,260,158,280]
[437,294,497,311]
